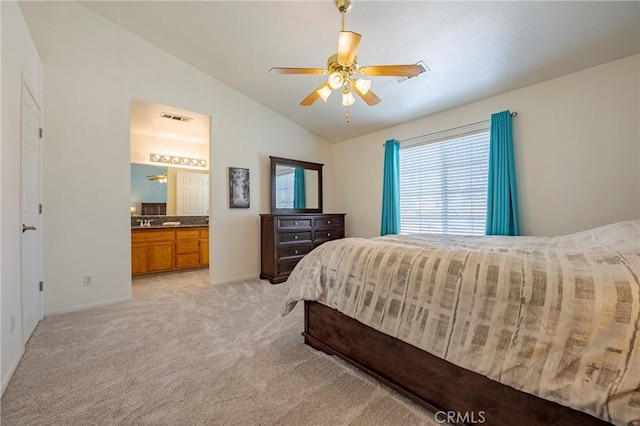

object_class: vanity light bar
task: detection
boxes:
[149,153,207,168]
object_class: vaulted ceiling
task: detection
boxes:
[81,1,639,143]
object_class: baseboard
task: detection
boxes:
[44,297,132,316]
[1,347,25,396]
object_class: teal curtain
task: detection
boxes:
[486,110,520,236]
[293,168,306,208]
[381,139,400,235]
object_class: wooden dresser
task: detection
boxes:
[260,213,346,284]
[131,226,209,276]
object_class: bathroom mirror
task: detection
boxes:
[131,163,209,216]
[270,156,323,214]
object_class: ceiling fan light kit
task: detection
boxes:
[342,89,355,107]
[270,0,423,123]
[318,84,332,102]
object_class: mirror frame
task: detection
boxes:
[270,156,323,214]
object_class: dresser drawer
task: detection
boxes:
[277,243,313,259]
[176,239,199,254]
[278,231,312,243]
[314,229,344,244]
[315,216,344,229]
[277,218,312,229]
[277,259,302,278]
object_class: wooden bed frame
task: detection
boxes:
[303,301,611,426]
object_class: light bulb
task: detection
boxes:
[317,84,332,102]
[354,78,371,95]
[342,89,355,106]
[328,72,344,90]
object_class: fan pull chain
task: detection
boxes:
[341,12,345,31]
[345,106,350,124]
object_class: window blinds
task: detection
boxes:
[399,130,490,235]
[275,170,294,209]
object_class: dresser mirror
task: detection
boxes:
[270,156,323,214]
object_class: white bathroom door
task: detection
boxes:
[176,171,209,215]
[21,82,43,343]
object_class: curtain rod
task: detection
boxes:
[389,111,518,145]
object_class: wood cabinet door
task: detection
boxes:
[200,239,209,266]
[131,243,149,274]
[149,242,175,272]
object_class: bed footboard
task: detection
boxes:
[303,301,610,426]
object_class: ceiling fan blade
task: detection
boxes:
[270,67,327,75]
[359,64,421,78]
[338,31,361,65]
[349,81,381,106]
[300,83,330,106]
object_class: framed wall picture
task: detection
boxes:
[229,167,250,208]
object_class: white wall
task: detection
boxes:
[1,1,43,393]
[333,55,640,238]
[19,2,332,314]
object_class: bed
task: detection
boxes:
[283,220,640,425]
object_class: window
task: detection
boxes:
[399,130,490,235]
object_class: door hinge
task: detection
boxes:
[39,281,43,292]
[39,204,43,214]
[39,128,43,138]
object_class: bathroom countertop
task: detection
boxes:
[131,224,209,230]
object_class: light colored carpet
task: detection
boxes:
[1,269,441,425]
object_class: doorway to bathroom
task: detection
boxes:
[129,98,211,280]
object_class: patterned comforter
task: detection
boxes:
[283,220,640,425]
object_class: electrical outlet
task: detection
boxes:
[10,314,15,333]
[83,275,93,286]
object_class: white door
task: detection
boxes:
[176,171,209,215]
[21,82,43,343]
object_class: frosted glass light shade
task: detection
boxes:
[354,78,371,95]
[317,85,332,102]
[342,89,355,106]
[328,72,344,89]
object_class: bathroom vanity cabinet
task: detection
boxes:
[131,226,209,276]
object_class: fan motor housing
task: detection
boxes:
[327,53,358,75]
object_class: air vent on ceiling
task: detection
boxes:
[398,61,430,83]
[160,112,192,122]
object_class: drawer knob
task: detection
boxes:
[294,235,298,239]
[328,233,331,237]
[294,250,299,254]
[294,221,298,225]
[327,220,331,224]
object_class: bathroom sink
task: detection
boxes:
[162,222,181,226]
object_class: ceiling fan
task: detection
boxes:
[270,0,422,122]
[147,173,168,183]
